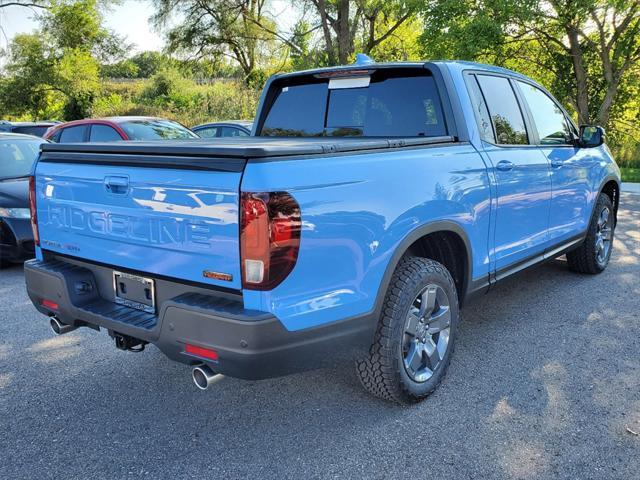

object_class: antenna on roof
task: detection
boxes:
[354,53,374,65]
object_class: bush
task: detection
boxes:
[92,75,260,127]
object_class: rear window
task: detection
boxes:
[12,125,50,137]
[0,138,43,179]
[119,119,197,140]
[260,70,447,137]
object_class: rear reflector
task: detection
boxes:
[185,344,219,361]
[41,299,59,311]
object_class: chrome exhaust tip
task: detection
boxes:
[192,364,220,390]
[50,317,77,335]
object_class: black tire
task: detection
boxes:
[566,193,615,274]
[356,256,460,404]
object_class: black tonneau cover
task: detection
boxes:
[41,136,455,158]
[39,136,455,172]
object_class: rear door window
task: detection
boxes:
[195,127,219,138]
[89,124,123,142]
[58,125,88,143]
[260,70,447,137]
[221,126,249,137]
[476,75,528,145]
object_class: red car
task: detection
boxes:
[44,117,198,143]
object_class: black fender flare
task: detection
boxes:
[371,220,475,320]
[596,174,621,221]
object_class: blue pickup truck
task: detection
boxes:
[24,60,620,403]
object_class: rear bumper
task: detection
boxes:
[24,258,373,380]
[0,218,35,263]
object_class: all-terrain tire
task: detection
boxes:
[566,193,615,274]
[356,256,460,404]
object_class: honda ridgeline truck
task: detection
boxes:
[24,59,620,404]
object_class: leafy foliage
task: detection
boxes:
[0,0,637,167]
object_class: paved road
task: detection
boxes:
[1,194,639,480]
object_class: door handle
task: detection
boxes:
[496,160,515,171]
[551,159,564,168]
[104,175,129,194]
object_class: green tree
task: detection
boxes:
[0,0,120,119]
[56,47,101,118]
[41,0,129,62]
[420,0,640,128]
[0,34,57,118]
[129,51,171,78]
[294,0,422,65]
[101,58,140,78]
[152,0,279,79]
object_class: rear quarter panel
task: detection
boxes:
[241,144,491,331]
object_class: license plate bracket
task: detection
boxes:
[113,271,155,314]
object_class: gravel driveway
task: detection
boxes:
[1,193,638,480]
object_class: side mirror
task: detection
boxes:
[579,125,605,148]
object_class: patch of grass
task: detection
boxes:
[621,167,640,183]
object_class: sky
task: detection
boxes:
[0,0,296,55]
[0,0,165,54]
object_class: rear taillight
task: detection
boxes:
[29,176,40,247]
[240,191,301,290]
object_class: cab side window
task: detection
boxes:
[89,124,123,142]
[476,75,529,145]
[517,81,573,145]
[58,125,88,143]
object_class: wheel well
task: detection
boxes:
[405,231,468,301]
[601,180,619,224]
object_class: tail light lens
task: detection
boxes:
[29,176,40,247]
[240,191,301,290]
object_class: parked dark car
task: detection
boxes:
[0,121,61,138]
[44,117,198,143]
[192,120,252,138]
[0,133,44,267]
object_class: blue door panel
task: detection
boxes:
[546,147,601,243]
[483,144,552,271]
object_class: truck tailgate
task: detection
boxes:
[34,154,244,290]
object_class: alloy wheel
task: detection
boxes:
[402,284,451,383]
[595,206,613,266]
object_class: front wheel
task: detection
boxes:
[356,257,460,404]
[566,193,615,274]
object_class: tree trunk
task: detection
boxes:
[566,25,590,124]
[315,0,337,64]
[336,0,352,64]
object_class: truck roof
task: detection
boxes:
[272,60,530,82]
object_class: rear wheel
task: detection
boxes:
[356,257,460,404]
[566,193,615,274]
